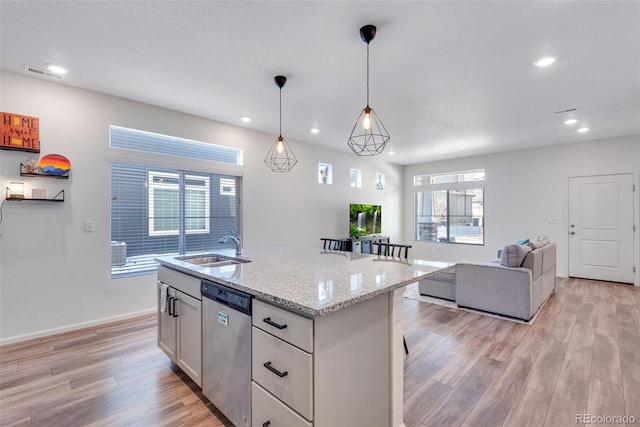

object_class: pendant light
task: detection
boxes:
[265,75,298,172]
[347,24,390,156]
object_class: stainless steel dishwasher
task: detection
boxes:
[201,279,252,427]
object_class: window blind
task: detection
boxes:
[110,125,242,165]
[110,164,242,278]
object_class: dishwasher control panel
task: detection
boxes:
[201,280,252,315]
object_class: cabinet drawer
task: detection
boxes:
[253,299,313,352]
[252,327,313,420]
[158,266,201,300]
[252,381,312,427]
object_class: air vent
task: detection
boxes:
[553,107,579,114]
[24,65,63,80]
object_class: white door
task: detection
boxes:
[568,174,635,283]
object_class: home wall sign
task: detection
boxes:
[1,112,40,153]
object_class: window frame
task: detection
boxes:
[414,170,485,246]
[147,171,211,236]
[375,172,385,190]
[109,126,242,279]
[318,162,333,185]
[350,168,362,188]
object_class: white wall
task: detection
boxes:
[0,71,402,343]
[3,70,638,344]
[403,135,640,282]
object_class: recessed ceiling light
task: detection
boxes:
[578,127,590,133]
[564,119,578,125]
[533,57,555,67]
[310,128,320,134]
[387,151,395,155]
[240,117,252,123]
[46,64,67,75]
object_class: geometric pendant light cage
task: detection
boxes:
[265,75,298,172]
[347,24,390,156]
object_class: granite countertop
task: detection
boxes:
[156,247,453,317]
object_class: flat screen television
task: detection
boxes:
[349,204,382,237]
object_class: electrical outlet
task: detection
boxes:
[84,220,95,232]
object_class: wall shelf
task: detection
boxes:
[6,190,65,202]
[20,163,70,179]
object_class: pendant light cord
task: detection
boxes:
[279,87,282,136]
[366,43,370,106]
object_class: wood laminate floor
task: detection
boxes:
[1,277,639,426]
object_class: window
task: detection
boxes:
[111,164,241,277]
[110,125,243,165]
[148,171,210,236]
[109,126,242,278]
[318,163,333,184]
[350,168,362,188]
[414,170,484,245]
[414,169,485,186]
[375,172,385,190]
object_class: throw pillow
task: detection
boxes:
[500,244,532,267]
[528,236,551,250]
[534,236,551,248]
[516,239,530,245]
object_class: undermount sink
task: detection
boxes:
[176,254,250,268]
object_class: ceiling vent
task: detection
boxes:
[553,107,579,114]
[24,65,63,80]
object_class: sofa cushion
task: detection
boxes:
[418,266,456,300]
[540,242,556,273]
[500,244,532,267]
[521,247,543,281]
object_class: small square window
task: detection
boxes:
[318,163,333,184]
[375,173,385,190]
[350,169,362,188]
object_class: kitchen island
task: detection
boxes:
[157,247,452,427]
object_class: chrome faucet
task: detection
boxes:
[218,229,242,256]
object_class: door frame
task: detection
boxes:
[567,171,639,287]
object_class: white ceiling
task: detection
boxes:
[1,1,639,165]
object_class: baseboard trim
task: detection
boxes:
[0,308,156,346]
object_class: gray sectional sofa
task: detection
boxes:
[419,239,556,321]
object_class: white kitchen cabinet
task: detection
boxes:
[252,298,313,352]
[158,284,177,360]
[157,266,202,387]
[252,327,313,420]
[252,382,312,427]
[252,293,394,427]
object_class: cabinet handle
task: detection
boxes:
[167,296,174,316]
[263,317,287,330]
[262,422,271,427]
[172,297,179,318]
[263,361,288,378]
